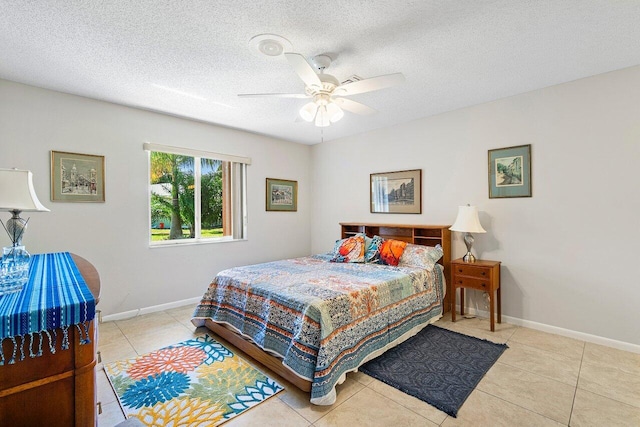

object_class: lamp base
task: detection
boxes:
[5,209,28,246]
[462,251,477,263]
[462,232,478,262]
[0,245,31,295]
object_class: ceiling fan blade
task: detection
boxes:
[284,53,322,89]
[238,93,310,99]
[334,73,405,96]
[333,97,377,115]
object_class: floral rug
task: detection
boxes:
[104,334,283,426]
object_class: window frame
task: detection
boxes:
[144,143,249,247]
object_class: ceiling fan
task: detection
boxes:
[238,53,405,127]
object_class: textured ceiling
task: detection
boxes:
[2,1,640,145]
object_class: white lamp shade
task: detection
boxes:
[449,205,485,233]
[299,102,318,122]
[326,102,344,123]
[0,168,50,212]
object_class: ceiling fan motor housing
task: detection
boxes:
[305,75,340,97]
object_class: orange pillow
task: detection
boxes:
[331,235,365,263]
[379,239,407,266]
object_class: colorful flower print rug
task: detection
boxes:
[104,334,284,426]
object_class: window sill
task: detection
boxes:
[149,237,247,248]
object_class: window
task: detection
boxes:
[144,143,249,245]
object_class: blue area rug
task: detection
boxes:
[359,324,507,417]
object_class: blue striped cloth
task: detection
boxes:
[0,252,96,364]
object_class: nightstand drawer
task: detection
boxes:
[454,264,492,279]
[454,276,491,290]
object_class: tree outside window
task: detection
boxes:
[149,153,227,242]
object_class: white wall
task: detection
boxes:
[0,80,312,317]
[311,66,640,346]
[3,65,639,347]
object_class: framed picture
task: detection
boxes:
[370,169,422,214]
[50,151,105,202]
[488,144,532,198]
[266,178,297,211]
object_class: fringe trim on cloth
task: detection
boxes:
[0,321,92,366]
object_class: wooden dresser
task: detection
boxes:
[0,253,100,426]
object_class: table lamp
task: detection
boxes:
[0,168,50,295]
[449,204,486,263]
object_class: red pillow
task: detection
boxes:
[379,239,408,266]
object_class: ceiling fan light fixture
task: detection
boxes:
[326,102,344,123]
[315,105,330,127]
[300,102,318,122]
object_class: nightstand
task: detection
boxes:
[451,259,501,331]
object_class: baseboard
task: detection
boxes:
[457,305,640,354]
[101,296,202,322]
[103,299,639,354]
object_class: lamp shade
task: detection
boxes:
[299,102,318,122]
[0,168,50,212]
[326,102,344,123]
[449,205,485,233]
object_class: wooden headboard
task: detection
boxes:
[340,222,452,313]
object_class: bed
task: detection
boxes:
[192,223,451,405]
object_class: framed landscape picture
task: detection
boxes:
[488,144,531,198]
[266,178,297,211]
[51,150,105,202]
[370,169,422,214]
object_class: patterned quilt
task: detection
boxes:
[192,254,445,404]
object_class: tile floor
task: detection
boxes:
[97,306,640,426]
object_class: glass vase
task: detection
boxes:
[0,245,31,296]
